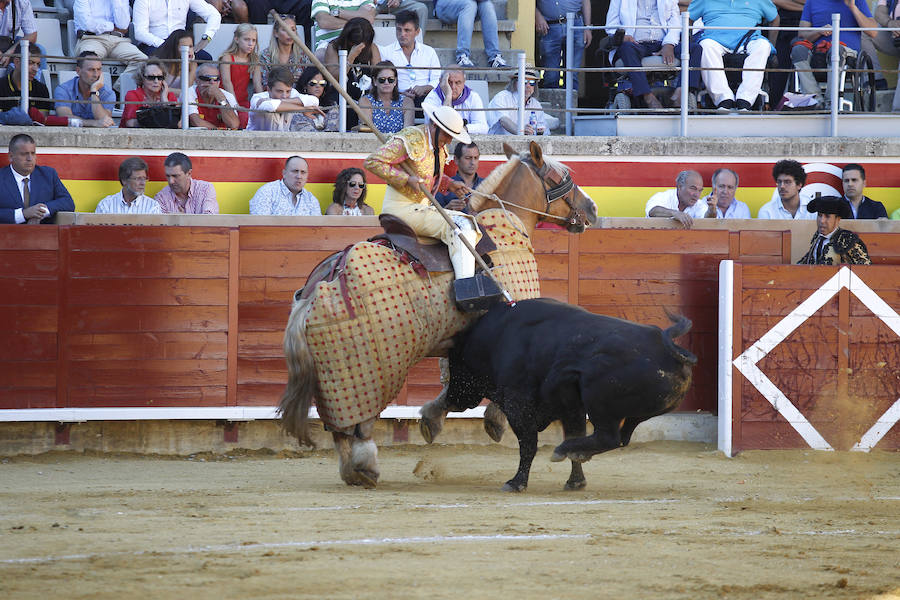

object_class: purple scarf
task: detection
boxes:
[435,84,471,108]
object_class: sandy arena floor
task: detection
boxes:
[1,441,898,600]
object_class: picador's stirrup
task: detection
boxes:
[454,272,505,312]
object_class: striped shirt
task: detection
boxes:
[311,0,374,49]
[154,179,219,214]
[249,180,322,216]
[95,190,163,214]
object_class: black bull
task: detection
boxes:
[445,298,697,492]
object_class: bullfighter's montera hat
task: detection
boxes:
[807,196,853,219]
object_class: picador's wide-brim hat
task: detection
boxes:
[807,196,853,219]
[424,104,472,145]
[509,64,540,81]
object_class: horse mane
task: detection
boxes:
[470,155,520,213]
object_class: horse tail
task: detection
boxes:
[662,310,698,366]
[278,297,318,446]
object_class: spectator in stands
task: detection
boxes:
[487,65,559,135]
[422,68,488,134]
[248,65,322,130]
[206,0,249,23]
[792,0,876,109]
[120,59,178,128]
[0,44,50,116]
[689,0,779,111]
[768,0,804,102]
[434,0,507,68]
[249,155,322,215]
[605,0,702,108]
[311,0,376,51]
[188,61,245,129]
[797,196,870,264]
[435,141,482,209]
[841,163,888,219]
[323,17,380,127]
[379,10,440,106]
[704,168,750,218]
[154,29,197,98]
[155,152,219,214]
[220,23,262,109]
[94,157,163,214]
[54,52,115,128]
[132,0,220,59]
[290,65,339,131]
[73,0,148,90]
[375,0,428,35]
[0,133,74,225]
[250,2,314,50]
[758,159,815,219]
[0,0,37,69]
[326,167,375,215]
[537,0,591,89]
[260,14,306,88]
[646,170,713,228]
[360,60,413,133]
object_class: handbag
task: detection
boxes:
[136,104,181,129]
[722,30,757,88]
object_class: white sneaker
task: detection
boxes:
[489,55,508,69]
[457,55,475,68]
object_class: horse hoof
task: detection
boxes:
[501,481,526,493]
[483,420,505,443]
[355,469,378,489]
[549,451,565,462]
[564,479,587,491]
[419,419,440,444]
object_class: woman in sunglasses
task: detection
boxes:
[359,61,413,134]
[120,59,179,128]
[326,167,375,215]
[290,66,339,132]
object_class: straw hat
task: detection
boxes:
[424,105,472,145]
[510,64,539,81]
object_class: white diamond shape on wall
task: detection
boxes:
[733,267,900,452]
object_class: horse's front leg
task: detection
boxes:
[333,418,379,488]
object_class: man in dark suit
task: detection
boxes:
[0,133,74,224]
[842,163,888,219]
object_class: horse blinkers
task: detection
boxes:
[531,162,587,233]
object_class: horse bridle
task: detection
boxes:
[522,156,588,231]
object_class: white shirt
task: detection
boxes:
[187,85,238,116]
[757,196,816,220]
[422,86,488,135]
[0,0,36,38]
[377,40,441,92]
[247,89,319,131]
[94,190,163,214]
[645,188,709,218]
[634,0,664,42]
[249,180,322,216]
[9,165,30,224]
[487,90,559,135]
[74,0,132,34]
[708,196,751,219]
[132,0,221,48]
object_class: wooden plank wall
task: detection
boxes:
[0,225,792,415]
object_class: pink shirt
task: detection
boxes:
[154,178,219,214]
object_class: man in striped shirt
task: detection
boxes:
[311,0,375,49]
[95,157,162,214]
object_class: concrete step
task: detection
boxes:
[420,0,508,21]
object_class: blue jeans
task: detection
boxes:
[615,39,702,96]
[538,19,583,90]
[435,0,501,60]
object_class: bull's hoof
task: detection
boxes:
[564,479,587,491]
[549,451,565,462]
[419,418,441,444]
[483,419,505,443]
[501,480,527,493]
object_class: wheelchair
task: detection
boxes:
[790,42,876,112]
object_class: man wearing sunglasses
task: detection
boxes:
[187,62,246,129]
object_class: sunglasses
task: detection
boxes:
[347,182,365,189]
[144,74,165,81]
[307,80,327,86]
[197,74,220,82]
[377,76,396,84]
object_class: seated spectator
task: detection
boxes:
[187,62,246,129]
[378,10,441,106]
[154,29,197,98]
[0,133,74,225]
[758,159,815,219]
[434,0,507,68]
[53,52,115,128]
[841,163,887,219]
[0,0,45,76]
[435,141,483,210]
[248,66,322,131]
[132,0,219,59]
[792,0,876,109]
[220,23,262,110]
[605,0,702,108]
[689,0,779,111]
[0,44,51,116]
[155,152,219,214]
[326,167,375,215]
[646,169,713,228]
[312,0,376,51]
[94,157,163,214]
[120,59,179,128]
[422,68,488,135]
[290,66,339,131]
[488,65,559,135]
[704,168,750,218]
[260,14,307,88]
[73,0,148,91]
[249,155,322,215]
[323,17,380,128]
[359,61,413,134]
[536,0,591,89]
[206,0,249,23]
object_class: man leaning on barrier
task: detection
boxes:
[646,169,714,228]
[0,133,74,225]
[95,157,162,215]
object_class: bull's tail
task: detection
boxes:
[278,296,318,446]
[662,311,698,366]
